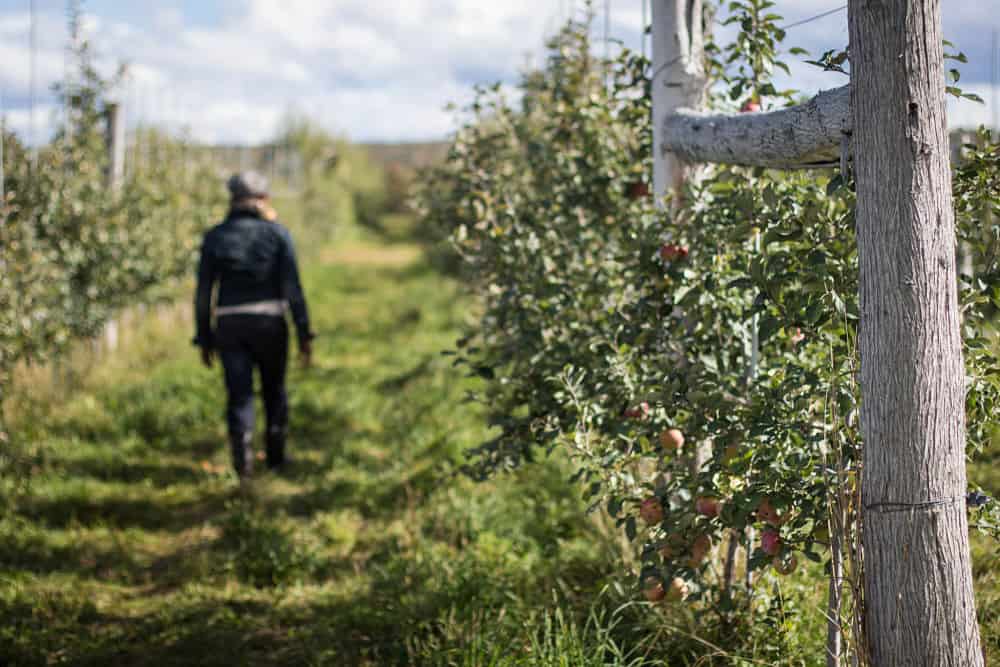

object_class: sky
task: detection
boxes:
[1,0,998,145]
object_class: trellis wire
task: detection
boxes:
[781,5,846,31]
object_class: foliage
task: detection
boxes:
[0,238,638,666]
[275,114,387,243]
[0,35,223,433]
[416,5,1000,661]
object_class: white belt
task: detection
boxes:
[216,299,287,317]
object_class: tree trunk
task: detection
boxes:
[849,1,984,665]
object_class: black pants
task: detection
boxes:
[216,315,289,473]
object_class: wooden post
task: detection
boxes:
[101,102,126,353]
[105,102,126,192]
[0,92,5,203]
[651,0,707,201]
[849,0,984,663]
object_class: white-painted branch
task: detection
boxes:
[662,85,851,169]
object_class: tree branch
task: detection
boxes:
[662,85,851,169]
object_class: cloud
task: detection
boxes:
[948,84,1000,129]
[0,1,995,145]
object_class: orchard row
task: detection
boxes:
[416,8,1000,631]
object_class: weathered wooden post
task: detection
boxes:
[0,92,5,203]
[102,102,126,352]
[105,102,126,192]
[849,1,983,664]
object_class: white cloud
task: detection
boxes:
[948,84,1000,129]
[0,1,994,145]
[2,103,60,140]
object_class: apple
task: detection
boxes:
[659,428,685,451]
[666,577,689,601]
[627,181,651,200]
[639,496,664,525]
[756,498,783,527]
[761,527,782,556]
[695,496,721,518]
[688,534,711,567]
[773,554,798,575]
[624,402,651,420]
[659,243,690,262]
[642,576,666,602]
[740,99,761,112]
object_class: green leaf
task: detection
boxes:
[757,315,780,343]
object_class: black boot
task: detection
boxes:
[266,425,287,471]
[230,431,254,478]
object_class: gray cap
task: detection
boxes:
[227,171,270,200]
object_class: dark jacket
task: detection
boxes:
[193,210,313,349]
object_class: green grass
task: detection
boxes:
[0,234,639,666]
[2,229,997,666]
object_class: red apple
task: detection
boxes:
[642,576,666,602]
[639,497,664,525]
[756,498,783,527]
[624,402,651,420]
[761,527,782,556]
[659,243,689,262]
[627,181,651,200]
[695,496,721,518]
[659,428,685,451]
[666,577,689,601]
[773,554,798,575]
[688,534,711,567]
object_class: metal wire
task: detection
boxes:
[782,5,847,31]
[650,4,847,86]
[864,496,965,514]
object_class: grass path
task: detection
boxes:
[0,237,624,666]
[2,234,997,666]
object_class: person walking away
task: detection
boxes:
[193,172,314,480]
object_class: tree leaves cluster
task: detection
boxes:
[0,39,224,437]
[416,2,1000,640]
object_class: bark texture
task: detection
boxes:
[849,1,983,665]
[663,85,850,168]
